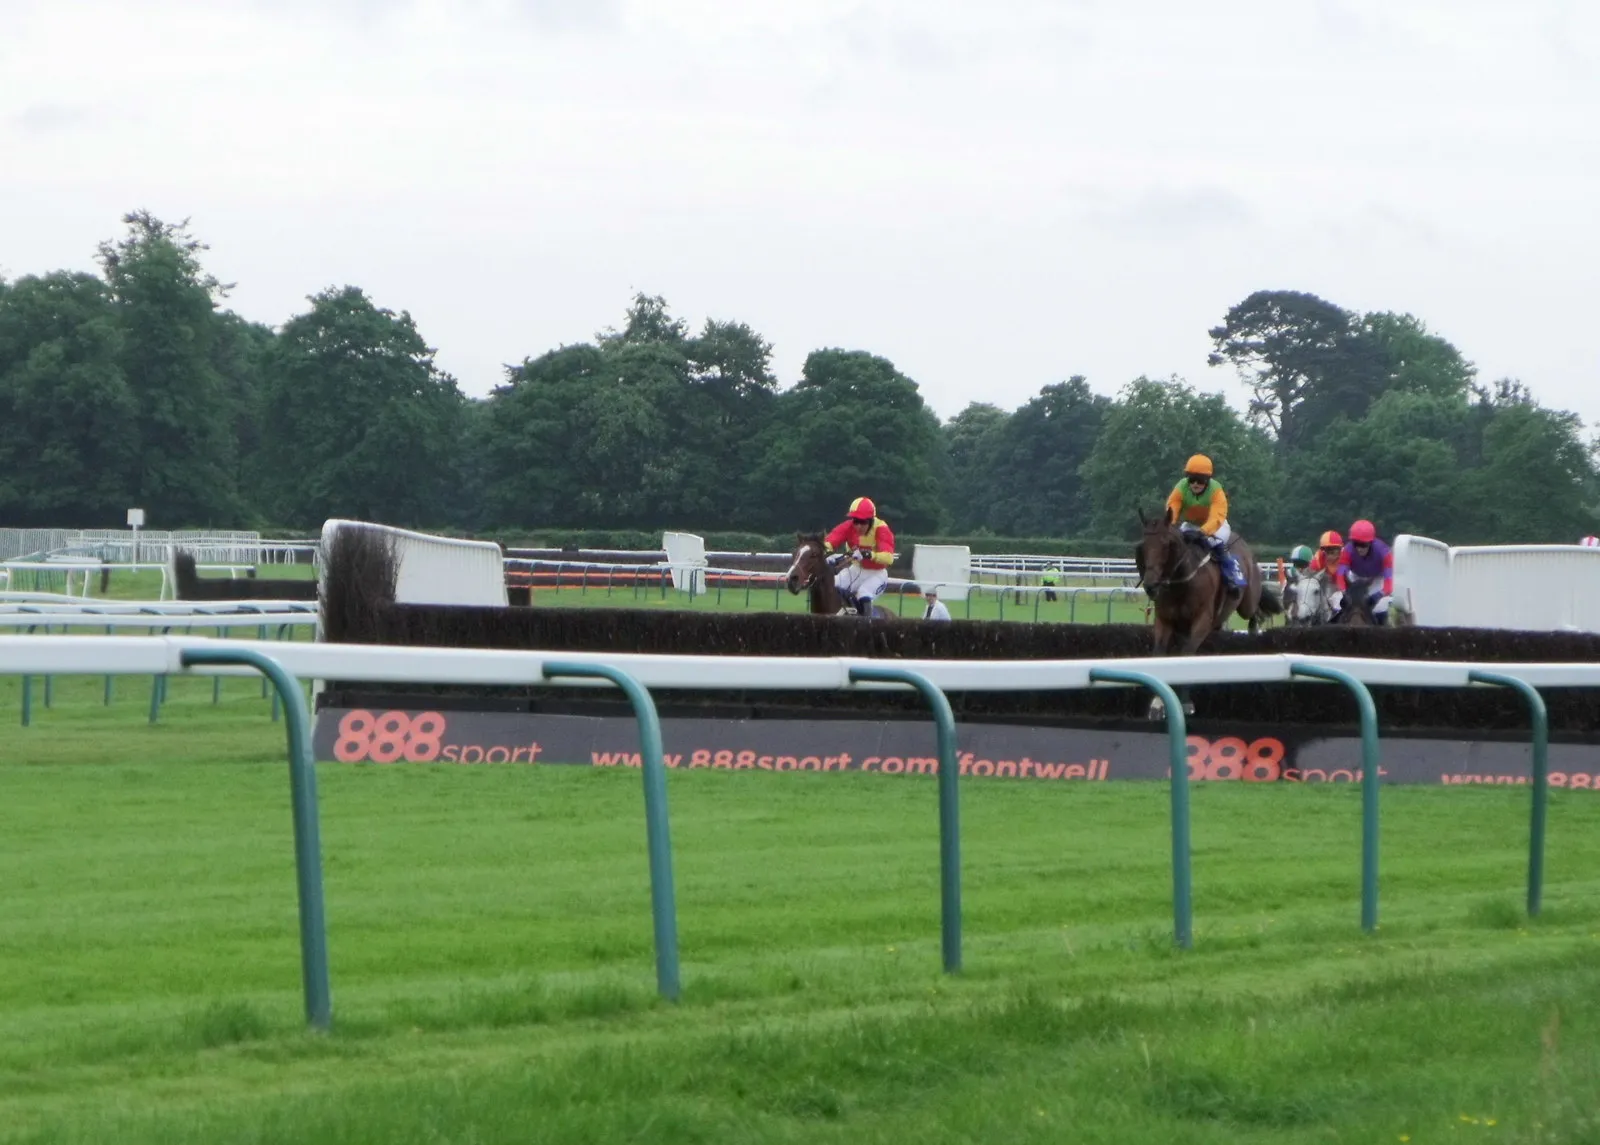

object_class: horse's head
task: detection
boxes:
[1136,508,1182,589]
[786,533,828,595]
[1291,573,1325,623]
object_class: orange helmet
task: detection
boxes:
[849,496,877,521]
[1349,519,1377,544]
[1318,530,1343,548]
[1184,454,1214,478]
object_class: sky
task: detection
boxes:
[3,0,1598,425]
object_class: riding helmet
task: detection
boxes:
[1184,454,1213,478]
[849,496,877,521]
[1349,520,1377,543]
[1318,530,1343,548]
[1289,544,1313,566]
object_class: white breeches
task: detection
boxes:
[836,563,889,601]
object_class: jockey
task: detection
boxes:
[1333,519,1394,623]
[1307,530,1343,575]
[824,496,897,616]
[1164,454,1246,589]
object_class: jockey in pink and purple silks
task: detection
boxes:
[1333,519,1394,622]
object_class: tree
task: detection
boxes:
[745,349,945,533]
[1467,386,1597,542]
[1359,312,1475,401]
[985,378,1108,536]
[1284,391,1471,541]
[1208,290,1386,454]
[940,403,1010,532]
[0,272,138,524]
[256,286,465,526]
[97,211,240,525]
[1080,376,1277,539]
[211,311,276,514]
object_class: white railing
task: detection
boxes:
[1393,536,1600,632]
[0,635,1595,691]
[505,557,1147,619]
[0,612,318,631]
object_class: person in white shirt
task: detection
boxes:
[923,587,951,621]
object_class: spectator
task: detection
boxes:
[923,588,952,621]
[1041,566,1061,602]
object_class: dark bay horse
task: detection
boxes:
[785,534,895,619]
[1134,509,1280,713]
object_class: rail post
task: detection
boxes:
[847,665,962,972]
[1088,667,1193,949]
[542,661,681,1001]
[179,646,333,1030]
[1468,671,1549,917]
[1291,663,1382,933]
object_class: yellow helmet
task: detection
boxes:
[1184,454,1214,478]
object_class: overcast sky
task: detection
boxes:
[3,0,1598,426]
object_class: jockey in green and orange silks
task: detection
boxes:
[1163,454,1246,589]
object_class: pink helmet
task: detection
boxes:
[1349,520,1377,544]
[1581,535,1600,548]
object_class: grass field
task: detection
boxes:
[2,674,1599,1143]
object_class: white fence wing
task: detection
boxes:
[912,545,973,601]
[321,520,507,608]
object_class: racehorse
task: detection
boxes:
[785,534,895,619]
[1334,577,1384,627]
[1285,569,1335,627]
[1134,508,1280,714]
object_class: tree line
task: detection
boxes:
[2,212,1595,547]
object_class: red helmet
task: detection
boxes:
[849,496,877,521]
[1318,530,1343,549]
[1349,520,1377,544]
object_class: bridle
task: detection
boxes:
[1142,528,1212,590]
[786,540,834,591]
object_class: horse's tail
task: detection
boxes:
[1258,580,1285,616]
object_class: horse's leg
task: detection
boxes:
[1146,612,1175,720]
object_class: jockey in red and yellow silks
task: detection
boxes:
[1307,530,1343,575]
[825,497,896,616]
[1163,454,1246,589]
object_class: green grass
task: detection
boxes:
[525,580,1163,623]
[1,675,1598,1142]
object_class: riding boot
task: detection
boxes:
[1218,550,1246,590]
[856,596,874,618]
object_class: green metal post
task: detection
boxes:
[848,665,962,972]
[1291,663,1381,933]
[258,625,269,698]
[179,647,332,1030]
[1089,667,1193,948]
[20,674,31,727]
[1469,671,1549,917]
[542,661,681,1001]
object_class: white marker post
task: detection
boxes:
[127,508,145,564]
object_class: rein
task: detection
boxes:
[1146,536,1212,589]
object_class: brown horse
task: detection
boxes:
[1134,510,1279,713]
[1334,577,1385,627]
[785,534,895,619]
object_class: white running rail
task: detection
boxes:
[0,635,1595,691]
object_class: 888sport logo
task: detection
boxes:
[335,710,448,762]
[1185,735,1286,782]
